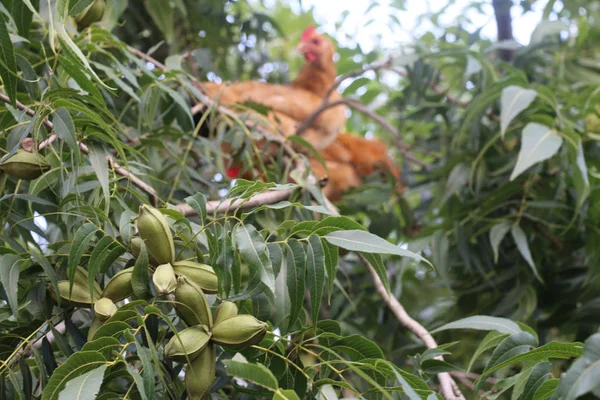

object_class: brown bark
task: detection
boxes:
[492,0,514,61]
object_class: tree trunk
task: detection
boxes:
[492,0,514,61]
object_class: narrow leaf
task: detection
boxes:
[132,241,151,298]
[510,123,563,181]
[222,360,279,391]
[307,235,325,329]
[432,315,523,335]
[58,364,107,400]
[323,230,430,265]
[489,221,511,264]
[0,254,22,316]
[500,86,537,136]
[52,108,79,163]
[234,224,275,294]
[41,351,107,400]
[285,240,306,332]
[0,14,17,106]
[68,223,98,294]
[511,225,543,283]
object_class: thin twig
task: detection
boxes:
[175,187,294,216]
[323,58,393,102]
[358,253,466,400]
[0,93,158,206]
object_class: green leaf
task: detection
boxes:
[57,51,103,101]
[421,359,462,374]
[185,192,207,225]
[68,223,98,294]
[222,360,279,392]
[41,351,107,400]
[360,252,390,293]
[58,364,107,400]
[485,340,582,377]
[391,367,422,400]
[571,140,590,216]
[330,334,385,360]
[285,240,306,332]
[274,389,301,400]
[0,254,22,316]
[0,13,17,106]
[489,221,511,264]
[68,0,93,16]
[555,335,600,399]
[55,26,110,90]
[500,86,537,137]
[432,315,523,335]
[440,163,470,205]
[134,337,155,399]
[323,230,430,265]
[322,240,338,301]
[30,248,60,308]
[522,362,551,400]
[511,225,543,283]
[530,20,567,44]
[144,0,175,43]
[132,240,151,299]
[87,236,125,299]
[91,321,131,341]
[12,0,35,38]
[510,123,562,181]
[52,108,80,163]
[234,224,275,294]
[124,361,149,400]
[467,331,509,372]
[81,337,122,359]
[307,235,325,329]
[532,379,558,400]
[87,145,109,205]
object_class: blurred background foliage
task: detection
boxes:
[3,0,600,398]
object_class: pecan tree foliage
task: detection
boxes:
[1,1,600,399]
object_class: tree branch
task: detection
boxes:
[359,253,465,400]
[492,0,515,61]
[175,187,295,216]
[0,93,158,206]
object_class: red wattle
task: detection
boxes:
[226,166,241,178]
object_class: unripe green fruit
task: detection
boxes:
[214,301,238,325]
[185,344,216,399]
[174,276,213,327]
[50,280,99,308]
[153,263,177,295]
[211,314,267,348]
[172,260,218,294]
[73,267,102,298]
[130,237,161,266]
[164,325,211,364]
[101,267,134,302]
[137,205,175,266]
[0,150,50,180]
[94,297,117,319]
[75,0,106,29]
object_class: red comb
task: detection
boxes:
[301,25,316,41]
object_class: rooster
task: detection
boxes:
[200,26,345,151]
[196,26,403,201]
[311,133,403,201]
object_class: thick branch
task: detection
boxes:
[492,0,515,61]
[175,188,294,216]
[0,93,158,206]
